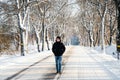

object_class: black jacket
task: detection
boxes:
[52,42,66,56]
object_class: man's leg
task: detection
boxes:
[58,56,62,73]
[55,56,59,73]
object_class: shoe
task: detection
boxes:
[56,71,59,74]
[59,72,62,74]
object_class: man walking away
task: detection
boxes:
[52,36,66,74]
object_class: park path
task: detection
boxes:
[59,46,120,80]
[1,46,120,80]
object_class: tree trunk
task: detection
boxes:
[88,30,92,47]
[97,29,101,46]
[114,0,120,53]
[45,29,50,50]
[52,26,55,42]
[17,14,25,56]
[41,18,45,51]
[25,4,30,53]
[35,32,40,52]
[101,3,107,53]
[16,0,25,56]
[109,33,112,45]
[109,12,113,46]
[41,5,46,51]
[16,0,30,56]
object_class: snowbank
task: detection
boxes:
[106,45,116,55]
[0,50,52,69]
[94,45,116,54]
[93,44,118,59]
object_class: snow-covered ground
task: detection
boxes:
[59,46,120,80]
[0,50,53,80]
[0,41,53,69]
[0,50,52,68]
[0,45,120,80]
[94,44,118,58]
[0,45,118,70]
[0,46,71,80]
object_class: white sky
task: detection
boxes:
[0,0,8,3]
[68,0,79,16]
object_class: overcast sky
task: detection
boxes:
[0,0,8,3]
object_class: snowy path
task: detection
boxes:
[0,47,72,80]
[59,46,120,80]
[0,46,120,80]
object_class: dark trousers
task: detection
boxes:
[55,56,62,72]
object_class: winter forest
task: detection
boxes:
[0,0,119,56]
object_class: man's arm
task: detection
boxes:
[52,43,56,54]
[61,43,66,53]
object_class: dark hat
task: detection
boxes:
[56,36,61,39]
[56,36,61,42]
